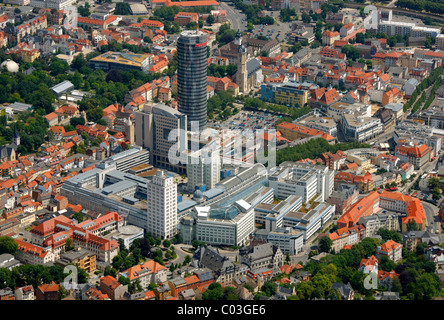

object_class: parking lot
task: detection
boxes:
[248,13,294,44]
[218,109,282,132]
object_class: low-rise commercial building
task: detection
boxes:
[341,114,383,142]
[89,51,152,73]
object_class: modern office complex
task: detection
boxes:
[378,20,441,38]
[294,109,338,137]
[268,161,335,203]
[394,120,442,157]
[255,196,335,244]
[180,200,255,247]
[177,30,208,131]
[261,80,310,107]
[254,194,303,227]
[266,227,304,255]
[88,51,152,73]
[30,0,75,9]
[60,148,152,230]
[186,147,221,192]
[177,163,269,218]
[104,146,150,173]
[134,103,188,174]
[146,170,178,240]
[340,113,384,142]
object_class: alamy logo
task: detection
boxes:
[63,265,78,290]
[363,5,378,31]
[363,266,378,290]
[63,6,78,30]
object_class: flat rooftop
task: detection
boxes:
[90,51,151,67]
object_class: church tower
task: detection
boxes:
[235,30,248,94]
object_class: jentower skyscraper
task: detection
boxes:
[177,30,208,131]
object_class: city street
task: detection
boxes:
[171,244,194,265]
[219,1,247,32]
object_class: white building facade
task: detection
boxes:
[146,170,178,240]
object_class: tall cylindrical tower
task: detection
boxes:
[177,30,208,131]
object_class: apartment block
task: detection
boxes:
[328,224,366,253]
[395,143,431,170]
[376,240,403,263]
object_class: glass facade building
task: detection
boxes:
[177,30,208,131]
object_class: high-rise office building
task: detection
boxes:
[146,170,178,240]
[186,147,221,192]
[134,103,187,174]
[177,30,208,131]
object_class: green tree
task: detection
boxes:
[115,2,130,15]
[65,238,74,252]
[163,239,171,248]
[206,14,215,25]
[319,236,333,253]
[260,281,276,297]
[118,275,131,286]
[406,219,418,231]
[0,236,18,255]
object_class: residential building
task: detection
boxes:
[319,150,346,170]
[4,15,47,43]
[358,213,400,237]
[0,218,20,237]
[119,260,168,288]
[56,248,97,273]
[322,30,340,46]
[359,255,378,274]
[330,282,355,300]
[100,275,128,300]
[395,143,431,170]
[376,240,403,263]
[328,224,366,253]
[340,23,355,38]
[36,282,59,300]
[326,183,359,215]
[15,285,34,300]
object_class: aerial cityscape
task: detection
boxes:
[0,0,444,305]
